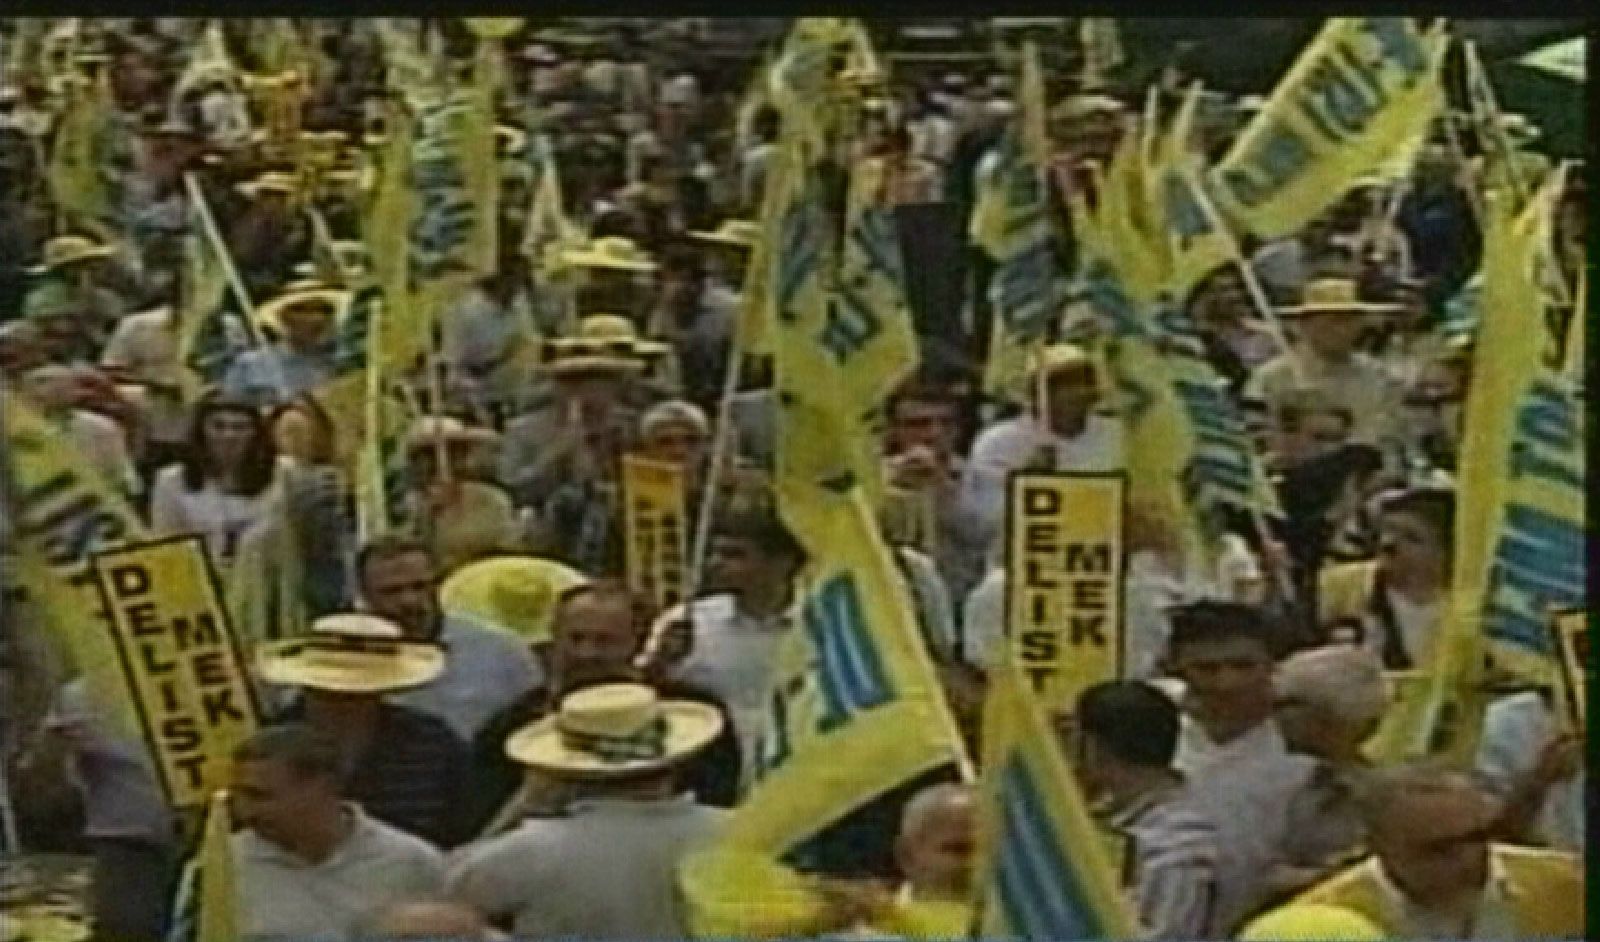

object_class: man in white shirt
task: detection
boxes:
[187,724,445,942]
[19,364,141,498]
[962,343,1123,559]
[1475,689,1585,854]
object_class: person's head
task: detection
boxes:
[1376,487,1455,584]
[886,382,963,458]
[706,499,805,600]
[18,364,80,412]
[1271,391,1353,469]
[894,783,976,901]
[1360,764,1498,911]
[1029,346,1100,435]
[274,297,339,350]
[639,400,710,470]
[550,580,649,691]
[1072,681,1181,799]
[0,321,44,377]
[355,899,498,941]
[1295,309,1370,360]
[1273,645,1388,759]
[271,395,337,467]
[230,723,346,853]
[1187,266,1251,333]
[183,394,276,494]
[356,536,440,639]
[1166,602,1278,737]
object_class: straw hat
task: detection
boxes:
[505,682,723,777]
[687,219,759,249]
[256,286,349,334]
[293,241,371,283]
[1281,278,1403,317]
[403,416,501,455]
[237,171,299,199]
[495,124,528,157]
[440,556,590,643]
[1023,343,1096,385]
[1052,93,1125,122]
[27,235,115,275]
[256,614,445,694]
[559,236,659,273]
[542,314,670,376]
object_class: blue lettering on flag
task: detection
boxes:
[994,757,1101,940]
[805,574,893,732]
[1359,18,1428,81]
[1483,502,1586,655]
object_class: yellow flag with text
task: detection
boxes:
[974,657,1140,939]
[621,455,690,613]
[1210,18,1448,241]
[1150,82,1236,303]
[3,392,148,743]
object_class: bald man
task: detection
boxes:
[893,783,976,903]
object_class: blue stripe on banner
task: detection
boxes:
[997,756,1102,940]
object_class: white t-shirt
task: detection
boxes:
[149,465,278,570]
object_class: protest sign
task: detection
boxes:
[92,536,263,813]
[622,454,689,612]
[1004,472,1126,709]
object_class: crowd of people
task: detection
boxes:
[0,16,1587,942]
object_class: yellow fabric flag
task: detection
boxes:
[45,66,113,236]
[1150,82,1237,303]
[1418,176,1583,762]
[736,129,796,358]
[519,133,584,283]
[176,202,241,401]
[3,391,149,743]
[973,656,1140,939]
[1210,18,1448,241]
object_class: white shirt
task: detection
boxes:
[1382,587,1440,667]
[60,408,141,497]
[962,412,1124,562]
[100,306,189,444]
[149,465,278,571]
[1475,691,1585,854]
[1174,714,1287,780]
[232,805,445,942]
[388,615,540,742]
[667,594,794,771]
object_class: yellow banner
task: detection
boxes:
[974,657,1140,939]
[1210,18,1447,241]
[4,391,148,742]
[91,536,263,812]
[1551,610,1587,734]
[622,454,690,613]
[1004,473,1126,710]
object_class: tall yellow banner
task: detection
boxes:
[1004,473,1126,710]
[91,536,263,812]
[1209,18,1448,241]
[622,454,689,613]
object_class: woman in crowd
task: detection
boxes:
[149,392,281,571]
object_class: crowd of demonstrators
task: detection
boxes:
[0,17,1586,942]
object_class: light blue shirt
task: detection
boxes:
[389,615,541,742]
[1475,690,1585,854]
[222,343,338,409]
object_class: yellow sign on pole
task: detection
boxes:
[1552,609,1587,733]
[622,454,689,613]
[1004,472,1126,709]
[92,536,263,813]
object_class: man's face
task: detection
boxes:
[551,593,642,689]
[898,796,977,899]
[279,302,335,349]
[1371,779,1496,910]
[706,535,782,598]
[0,329,44,377]
[231,757,337,850]
[1273,408,1350,468]
[889,398,960,458]
[642,420,706,469]
[1045,368,1100,432]
[360,551,439,638]
[1297,312,1368,358]
[1171,636,1276,733]
[1378,509,1446,580]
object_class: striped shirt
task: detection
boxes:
[1103,785,1222,940]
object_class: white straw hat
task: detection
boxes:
[255,614,444,694]
[505,682,723,778]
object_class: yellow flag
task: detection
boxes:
[1210,18,1448,241]
[973,657,1140,939]
[45,66,113,235]
[366,105,422,371]
[176,202,240,400]
[3,391,149,743]
[519,134,584,283]
[196,791,240,942]
[1151,82,1237,302]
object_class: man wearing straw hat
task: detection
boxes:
[221,282,345,408]
[256,612,471,848]
[1243,276,1404,451]
[220,723,446,941]
[22,234,129,349]
[445,682,728,940]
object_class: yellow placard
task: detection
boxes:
[1004,472,1127,710]
[91,536,263,813]
[622,454,689,613]
[1552,610,1587,733]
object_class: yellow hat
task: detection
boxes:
[27,235,116,275]
[687,219,760,249]
[1024,343,1096,383]
[237,171,299,199]
[542,314,670,376]
[505,683,724,777]
[440,556,590,643]
[1281,278,1403,317]
[559,236,658,273]
[256,614,444,694]
[1237,903,1388,941]
[256,286,349,333]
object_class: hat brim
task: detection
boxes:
[505,700,724,777]
[256,639,445,694]
[543,355,649,376]
[687,229,757,249]
[1281,301,1403,316]
[257,289,350,331]
[560,251,658,273]
[404,428,502,452]
[27,246,115,274]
